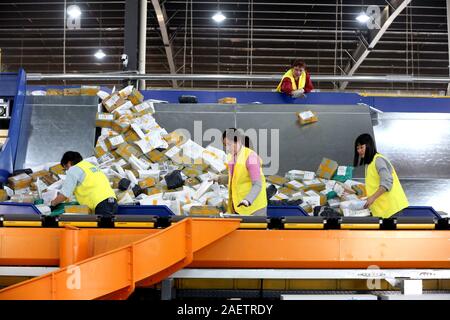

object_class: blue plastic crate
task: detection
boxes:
[267,206,309,218]
[117,205,175,217]
[0,202,41,215]
[397,206,441,219]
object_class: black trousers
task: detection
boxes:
[95,197,118,216]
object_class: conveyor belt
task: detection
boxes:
[0,213,448,230]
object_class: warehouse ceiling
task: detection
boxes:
[0,0,449,93]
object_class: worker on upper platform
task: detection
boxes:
[51,151,118,216]
[276,59,314,98]
[354,134,409,218]
[216,128,267,216]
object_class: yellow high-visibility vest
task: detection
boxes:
[227,147,267,215]
[276,68,306,92]
[365,153,409,218]
[74,160,116,211]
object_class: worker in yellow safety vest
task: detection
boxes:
[51,151,117,215]
[354,134,409,218]
[216,128,267,216]
[276,59,314,98]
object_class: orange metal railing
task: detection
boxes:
[0,218,240,300]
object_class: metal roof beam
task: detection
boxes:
[150,0,177,88]
[340,0,412,90]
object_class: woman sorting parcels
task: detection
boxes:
[354,133,409,218]
[217,128,267,216]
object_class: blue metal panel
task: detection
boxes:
[142,90,364,105]
[0,69,27,182]
[370,96,450,113]
[0,73,19,97]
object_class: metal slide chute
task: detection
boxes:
[0,218,239,300]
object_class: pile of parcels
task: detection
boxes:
[3,85,229,216]
[2,85,369,217]
[266,157,369,217]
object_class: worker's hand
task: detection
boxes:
[292,89,305,98]
[364,196,376,209]
[238,199,250,207]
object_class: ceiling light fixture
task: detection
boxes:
[94,49,106,59]
[356,12,370,23]
[67,4,82,18]
[212,11,226,23]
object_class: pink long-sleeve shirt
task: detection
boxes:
[228,151,261,182]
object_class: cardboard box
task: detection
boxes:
[97,90,110,100]
[181,139,205,158]
[302,179,326,192]
[105,135,126,151]
[31,170,50,182]
[111,120,131,134]
[64,205,91,214]
[291,190,307,200]
[189,205,221,216]
[270,193,289,201]
[103,94,126,113]
[111,177,121,189]
[192,163,210,173]
[8,173,32,190]
[63,88,81,96]
[110,150,121,160]
[297,110,318,125]
[94,145,107,158]
[171,153,197,166]
[46,89,63,96]
[303,190,326,207]
[138,169,160,180]
[124,129,141,143]
[128,88,144,105]
[131,101,155,115]
[285,170,316,181]
[332,166,354,182]
[328,198,341,209]
[95,113,115,128]
[0,189,8,201]
[266,175,289,186]
[147,149,168,163]
[118,85,133,98]
[117,190,135,204]
[316,158,339,179]
[146,186,164,196]
[300,202,313,215]
[97,153,116,166]
[41,174,58,186]
[338,181,356,194]
[185,177,201,187]
[138,177,156,189]
[163,131,188,146]
[50,164,65,176]
[80,85,100,96]
[182,167,203,179]
[218,97,237,104]
[135,134,168,154]
[201,151,226,173]
[10,193,35,203]
[285,180,305,191]
[112,101,134,117]
[278,187,296,197]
